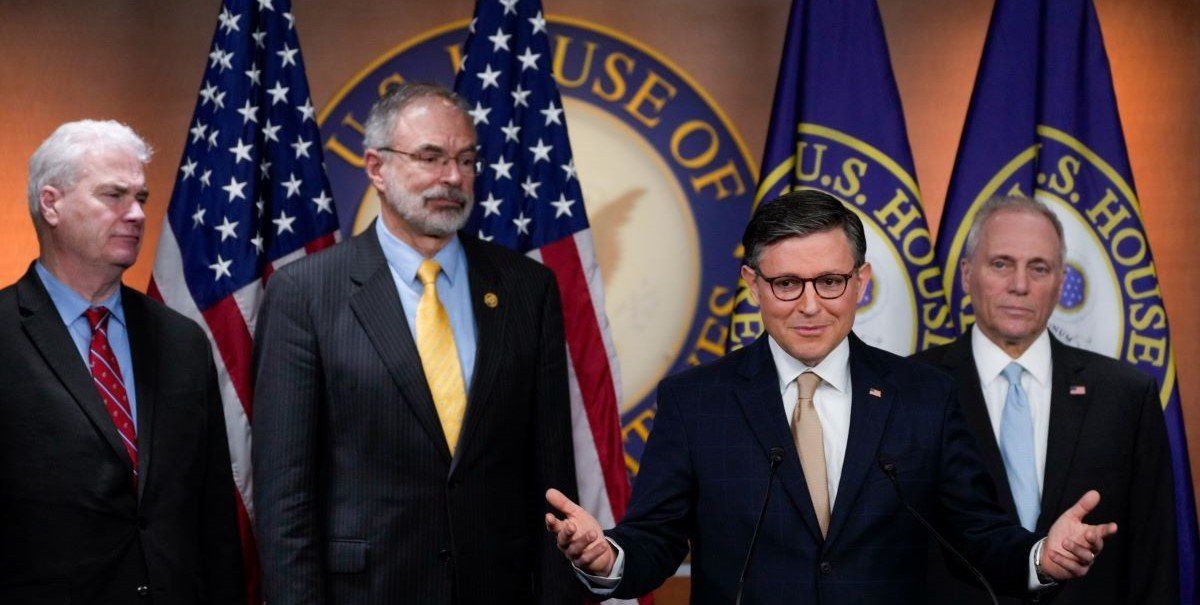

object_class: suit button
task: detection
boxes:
[819,561,832,575]
[136,584,151,598]
[138,516,148,529]
[438,548,452,562]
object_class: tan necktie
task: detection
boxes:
[416,259,467,454]
[792,371,829,536]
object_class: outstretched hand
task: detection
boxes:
[545,488,616,577]
[1040,490,1118,581]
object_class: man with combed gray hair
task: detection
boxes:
[0,120,244,603]
[253,82,582,604]
[916,194,1177,604]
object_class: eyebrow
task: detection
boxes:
[990,253,1053,265]
[97,182,149,198]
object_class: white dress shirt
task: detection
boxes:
[971,325,1053,492]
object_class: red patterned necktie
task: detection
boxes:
[84,307,138,479]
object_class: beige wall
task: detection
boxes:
[1,1,1196,601]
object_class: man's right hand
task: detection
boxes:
[545,488,616,577]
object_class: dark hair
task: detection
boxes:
[741,189,866,270]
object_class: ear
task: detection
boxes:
[1051,262,1066,302]
[854,262,873,304]
[959,258,972,297]
[364,149,387,192]
[740,265,760,306]
[38,186,63,227]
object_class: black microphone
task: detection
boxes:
[734,447,785,605]
[877,457,999,605]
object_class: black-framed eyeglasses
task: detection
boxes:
[753,267,860,301]
[376,147,477,173]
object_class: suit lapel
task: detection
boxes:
[943,333,1018,517]
[1037,336,1089,532]
[449,237,508,476]
[733,338,824,542]
[123,289,157,502]
[824,334,895,546]
[347,230,452,464]
[16,267,135,471]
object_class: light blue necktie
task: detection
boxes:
[999,362,1040,531]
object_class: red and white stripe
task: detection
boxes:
[531,227,641,605]
[148,218,337,605]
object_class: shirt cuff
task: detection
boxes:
[573,538,625,594]
[1028,538,1056,590]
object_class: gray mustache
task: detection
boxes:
[422,187,470,205]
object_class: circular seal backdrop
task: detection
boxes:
[318,17,758,469]
[941,126,1175,399]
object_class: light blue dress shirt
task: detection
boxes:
[375,220,477,393]
[35,261,139,432]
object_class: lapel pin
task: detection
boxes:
[483,292,499,308]
[868,388,882,398]
[1070,385,1086,396]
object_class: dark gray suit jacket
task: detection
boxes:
[915,331,1177,604]
[0,265,244,604]
[252,225,583,605]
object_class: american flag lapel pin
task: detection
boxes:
[1070,385,1086,396]
[869,388,882,398]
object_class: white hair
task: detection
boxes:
[363,82,471,150]
[963,195,1066,264]
[27,119,153,223]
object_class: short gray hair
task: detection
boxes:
[27,120,152,222]
[742,189,867,270]
[362,82,472,150]
[962,195,1066,263]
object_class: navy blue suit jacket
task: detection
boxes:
[604,334,1041,604]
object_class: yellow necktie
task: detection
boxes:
[416,259,467,454]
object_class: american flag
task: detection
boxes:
[454,2,639,602]
[148,1,339,602]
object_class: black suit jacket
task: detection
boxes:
[0,265,244,604]
[915,331,1178,604]
[252,226,583,605]
[602,334,1039,604]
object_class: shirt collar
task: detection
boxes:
[34,260,125,327]
[375,219,464,286]
[767,334,851,394]
[971,324,1052,387]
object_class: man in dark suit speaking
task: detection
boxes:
[0,120,244,603]
[253,83,582,604]
[547,190,1118,604]
[917,195,1177,604]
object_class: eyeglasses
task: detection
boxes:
[753,267,860,301]
[376,147,477,173]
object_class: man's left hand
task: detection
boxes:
[1040,490,1118,580]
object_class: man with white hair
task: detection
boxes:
[917,195,1177,604]
[253,83,582,604]
[0,120,244,604]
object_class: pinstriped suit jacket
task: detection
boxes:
[252,224,583,604]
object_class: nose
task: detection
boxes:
[440,158,466,187]
[1008,267,1030,295]
[795,285,821,315]
[126,199,146,224]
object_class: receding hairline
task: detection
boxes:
[967,205,1064,262]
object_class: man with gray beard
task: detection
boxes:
[252,83,583,605]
